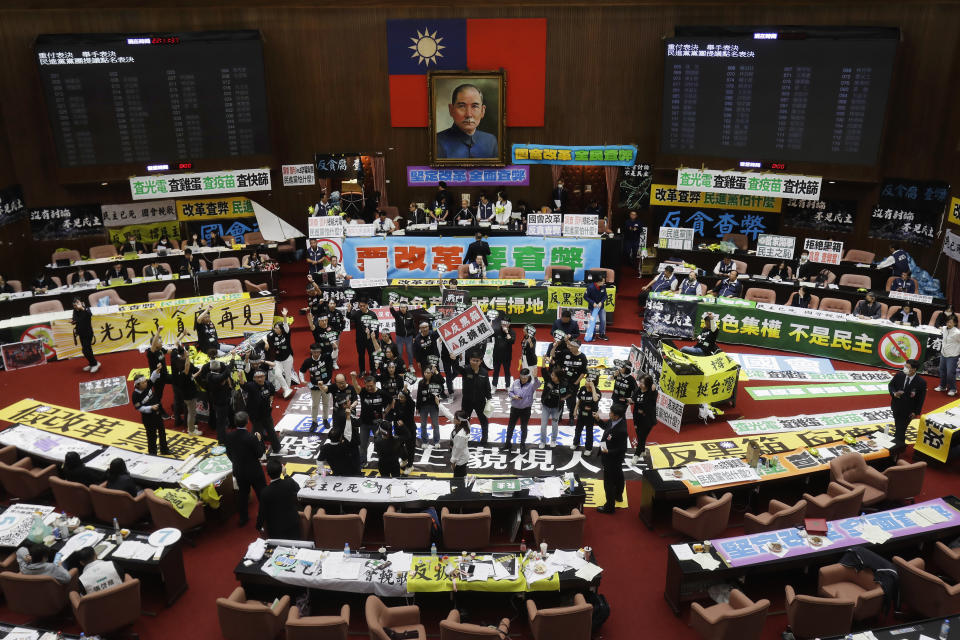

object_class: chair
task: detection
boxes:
[49,476,93,518]
[70,574,141,636]
[245,279,269,294]
[929,310,944,328]
[802,482,865,520]
[544,265,573,281]
[212,257,242,270]
[0,457,56,499]
[933,541,960,580]
[7,280,21,292]
[148,283,177,302]
[217,586,291,640]
[365,595,426,640]
[893,556,960,618]
[145,488,205,532]
[818,563,884,620]
[785,292,820,310]
[212,279,244,295]
[785,585,855,639]
[838,273,873,289]
[689,588,769,640]
[0,569,78,618]
[843,249,876,263]
[440,609,510,640]
[28,300,64,314]
[90,483,148,527]
[88,289,127,307]
[0,445,16,465]
[383,506,433,550]
[882,459,926,503]
[456,264,473,279]
[731,259,748,274]
[886,305,923,325]
[52,249,81,265]
[299,505,312,540]
[441,506,491,550]
[743,499,807,535]
[66,270,96,285]
[88,244,119,259]
[526,593,593,640]
[277,239,297,261]
[760,263,793,279]
[531,508,585,549]
[744,288,777,304]
[722,233,749,250]
[499,266,526,279]
[818,297,852,314]
[672,492,732,540]
[285,604,349,640]
[142,262,173,277]
[244,232,265,245]
[885,276,920,292]
[311,507,366,549]
[830,453,888,506]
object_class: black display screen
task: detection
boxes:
[660,30,898,165]
[35,31,271,168]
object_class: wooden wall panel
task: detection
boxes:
[0,2,955,279]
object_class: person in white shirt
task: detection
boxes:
[323,255,350,284]
[74,546,122,594]
[937,314,960,396]
[713,256,735,275]
[449,411,471,477]
[374,211,396,234]
[494,192,512,225]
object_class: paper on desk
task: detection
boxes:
[574,562,603,581]
[468,563,493,581]
[539,477,567,499]
[58,530,105,561]
[323,554,363,580]
[914,507,949,525]
[851,631,879,640]
[387,552,413,571]
[860,524,892,544]
[525,561,560,584]
[5,629,39,640]
[692,553,721,571]
[659,468,692,482]
[389,483,407,499]
[550,550,587,570]
[245,538,267,561]
[671,544,695,561]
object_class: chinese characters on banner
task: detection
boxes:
[802,238,843,265]
[656,390,685,433]
[756,234,796,260]
[187,220,260,244]
[29,204,104,240]
[129,169,272,201]
[677,168,822,200]
[314,153,363,179]
[658,226,695,249]
[437,305,493,359]
[0,184,26,229]
[175,196,255,221]
[406,166,530,187]
[650,183,782,213]
[618,162,653,210]
[867,179,948,248]
[782,199,857,234]
[562,215,599,237]
[106,221,181,247]
[101,200,177,226]
[916,410,959,463]
[511,144,637,166]
[950,196,960,226]
[526,213,563,236]
[308,216,344,239]
[943,229,960,263]
[643,295,698,339]
[654,207,778,241]
[281,164,315,186]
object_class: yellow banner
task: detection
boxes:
[175,196,254,221]
[915,399,960,462]
[388,278,537,288]
[106,221,181,247]
[406,554,558,593]
[651,183,782,213]
[949,196,960,226]
[582,477,628,509]
[0,399,215,460]
[547,286,616,312]
[658,345,739,404]
[52,293,275,359]
[153,488,198,517]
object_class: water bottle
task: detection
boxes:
[343,542,350,558]
[940,618,950,640]
[520,539,527,554]
[430,542,437,558]
[113,517,120,533]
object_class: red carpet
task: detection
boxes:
[0,263,956,639]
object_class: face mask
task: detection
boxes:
[800,255,808,262]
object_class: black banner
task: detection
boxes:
[868,178,949,247]
[29,204,104,241]
[0,185,26,229]
[652,206,780,241]
[618,161,652,209]
[643,297,697,339]
[314,153,364,180]
[783,198,857,234]
[638,333,664,385]
[187,219,261,244]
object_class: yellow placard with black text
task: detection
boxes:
[106,221,181,247]
[651,183,781,213]
[949,196,960,227]
[547,286,616,312]
[176,196,255,221]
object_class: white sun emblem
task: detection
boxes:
[409,28,445,66]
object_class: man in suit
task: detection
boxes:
[853,291,883,319]
[890,271,916,294]
[551,179,569,212]
[225,411,266,527]
[888,358,926,454]
[102,263,132,284]
[119,232,147,254]
[596,403,628,514]
[713,270,743,298]
[460,354,492,445]
[143,261,169,278]
[463,232,491,266]
[256,460,301,540]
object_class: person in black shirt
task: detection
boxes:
[460,354,492,445]
[767,260,792,280]
[256,460,301,539]
[305,238,327,284]
[351,372,389,464]
[205,360,234,443]
[631,374,657,462]
[795,250,816,281]
[373,329,402,372]
[539,368,569,448]
[106,458,141,497]
[373,421,401,478]
[435,181,453,213]
[243,369,281,453]
[264,311,295,398]
[299,343,335,433]
[196,306,233,355]
[412,322,441,373]
[406,202,428,226]
[573,377,600,453]
[71,297,100,372]
[0,274,14,294]
[378,360,405,398]
[143,261,169,278]
[558,340,588,423]
[119,233,147,254]
[132,366,170,456]
[520,325,538,373]
[329,373,359,438]
[206,229,228,248]
[225,411,266,527]
[61,451,103,486]
[31,270,57,293]
[623,210,644,262]
[551,179,569,213]
[179,248,203,276]
[70,267,97,284]
[936,305,957,328]
[172,351,200,435]
[318,426,360,477]
[453,199,475,225]
[463,232,491,266]
[491,318,516,390]
[416,366,446,446]
[347,300,378,373]
[145,333,170,419]
[680,312,720,356]
[611,361,637,412]
[596,403,629,514]
[390,303,417,365]
[791,286,812,309]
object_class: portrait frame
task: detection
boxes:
[428,70,506,168]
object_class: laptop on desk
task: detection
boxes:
[551,270,574,285]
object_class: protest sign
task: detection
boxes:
[437,305,494,359]
[677,168,821,200]
[526,213,563,236]
[0,184,26,228]
[29,205,104,240]
[101,200,177,227]
[281,164,315,186]
[308,215,344,239]
[756,234,796,260]
[130,168,271,201]
[802,238,843,265]
[78,376,130,412]
[562,215,599,237]
[658,226,694,250]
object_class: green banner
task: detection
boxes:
[745,382,890,401]
[696,300,938,369]
[383,286,549,324]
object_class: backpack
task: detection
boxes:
[583,590,610,631]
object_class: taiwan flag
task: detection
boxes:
[386,18,547,128]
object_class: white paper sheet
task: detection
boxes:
[467,563,493,581]
[692,553,721,571]
[550,550,587,570]
[386,552,413,571]
[574,563,603,581]
[671,544,695,561]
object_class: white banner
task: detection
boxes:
[129,168,272,201]
[888,290,934,305]
[729,407,894,436]
[802,238,843,265]
[345,224,376,237]
[677,167,822,201]
[658,226,694,250]
[101,200,177,227]
[656,390,685,433]
[309,215,344,239]
[756,234,796,260]
[526,213,563,236]
[562,214,599,238]
[282,164,315,187]
[944,228,960,263]
[686,457,759,487]
[437,304,494,359]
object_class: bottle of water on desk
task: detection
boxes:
[430,543,437,558]
[343,542,350,558]
[941,618,950,640]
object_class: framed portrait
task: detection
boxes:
[429,70,506,167]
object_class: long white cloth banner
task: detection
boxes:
[728,407,894,436]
